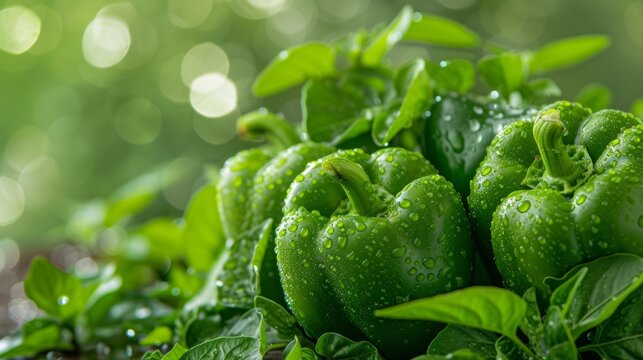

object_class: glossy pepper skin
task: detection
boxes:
[468,101,643,294]
[217,112,334,306]
[423,93,530,198]
[275,148,472,358]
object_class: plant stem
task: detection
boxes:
[533,109,581,181]
[237,110,301,150]
[322,158,382,216]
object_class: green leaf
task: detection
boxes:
[222,310,264,340]
[183,255,226,313]
[141,350,164,360]
[477,53,527,97]
[423,349,486,360]
[178,336,262,360]
[494,337,530,360]
[549,267,587,317]
[520,78,561,104]
[181,308,246,348]
[631,97,643,119]
[137,217,184,262]
[375,286,527,342]
[24,257,96,320]
[404,13,479,48]
[302,79,369,144]
[315,333,383,360]
[428,325,497,358]
[544,254,643,338]
[254,296,298,336]
[538,306,577,360]
[361,6,413,66]
[183,184,226,271]
[372,59,431,145]
[284,337,302,360]
[169,266,203,301]
[334,30,368,65]
[584,287,643,359]
[103,169,164,226]
[284,336,319,360]
[0,318,73,358]
[574,83,612,111]
[217,220,272,308]
[519,288,542,340]
[428,59,476,94]
[253,43,336,97]
[529,35,610,74]
[162,343,188,360]
[140,326,173,346]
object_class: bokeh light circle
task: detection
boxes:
[189,73,237,118]
[0,5,41,54]
[0,238,20,272]
[168,0,213,28]
[19,156,61,208]
[0,177,26,226]
[82,16,131,68]
[181,42,229,87]
[4,127,50,172]
[227,0,288,20]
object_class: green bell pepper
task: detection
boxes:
[275,147,472,358]
[468,101,643,294]
[217,112,334,306]
[423,93,530,198]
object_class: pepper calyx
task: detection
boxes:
[522,109,593,194]
[322,157,386,216]
[237,110,301,149]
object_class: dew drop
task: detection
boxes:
[469,119,481,131]
[517,200,531,213]
[57,295,69,306]
[399,199,412,209]
[392,247,407,257]
[323,238,332,249]
[422,258,436,269]
[576,195,587,205]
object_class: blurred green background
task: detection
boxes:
[0,0,642,249]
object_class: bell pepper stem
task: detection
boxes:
[533,109,581,181]
[237,110,301,150]
[322,158,381,216]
